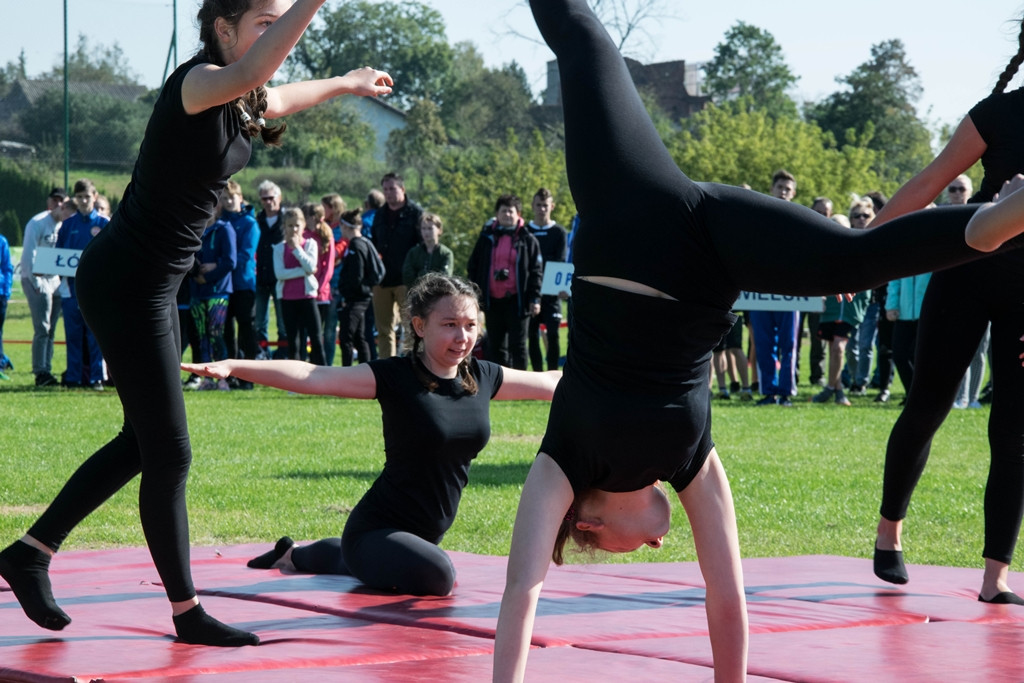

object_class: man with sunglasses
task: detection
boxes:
[946,175,973,205]
[254,180,288,359]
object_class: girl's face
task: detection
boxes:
[219,189,243,214]
[411,295,479,377]
[219,0,291,65]
[284,215,304,239]
[587,485,671,553]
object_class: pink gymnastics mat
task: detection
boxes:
[1,544,1022,681]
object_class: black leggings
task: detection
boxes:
[533,0,1008,305]
[28,227,197,602]
[289,502,454,596]
[880,259,1024,564]
[281,297,325,365]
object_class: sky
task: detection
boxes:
[3,0,1023,132]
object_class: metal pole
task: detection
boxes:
[63,0,69,190]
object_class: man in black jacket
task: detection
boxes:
[370,173,423,358]
[467,194,543,370]
[253,180,287,358]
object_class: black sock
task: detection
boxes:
[0,540,71,631]
[246,536,294,569]
[173,603,259,646]
[873,547,909,585]
[979,591,1024,606]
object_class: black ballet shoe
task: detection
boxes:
[246,536,294,569]
[873,547,909,585]
[978,591,1024,606]
[173,604,259,646]
[0,541,71,631]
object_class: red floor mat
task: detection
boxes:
[1,545,1022,681]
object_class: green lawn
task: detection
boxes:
[0,292,1000,574]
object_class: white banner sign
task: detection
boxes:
[736,291,824,312]
[541,261,574,296]
[33,247,83,277]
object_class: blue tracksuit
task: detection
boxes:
[57,210,108,384]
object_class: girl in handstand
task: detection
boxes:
[493,1,1024,680]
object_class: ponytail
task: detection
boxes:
[993,16,1024,94]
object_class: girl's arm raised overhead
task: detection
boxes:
[872,116,986,226]
[493,453,574,682]
[181,359,376,399]
[493,369,561,402]
[181,0,392,116]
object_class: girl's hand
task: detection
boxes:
[340,67,394,97]
[181,361,233,379]
[996,174,1024,203]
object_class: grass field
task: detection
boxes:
[0,279,1002,575]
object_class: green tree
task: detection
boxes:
[664,98,886,208]
[18,89,149,168]
[702,22,798,119]
[805,39,932,183]
[440,43,535,146]
[288,0,452,109]
[0,51,27,98]
[42,35,140,85]
[388,98,448,194]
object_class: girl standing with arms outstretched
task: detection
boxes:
[0,0,391,646]
[184,273,560,597]
[494,1,1024,680]
[873,16,1024,604]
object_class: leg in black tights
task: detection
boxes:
[0,229,257,645]
[278,500,455,597]
[879,260,1024,590]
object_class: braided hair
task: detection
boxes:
[403,273,481,395]
[196,0,286,146]
[993,16,1024,95]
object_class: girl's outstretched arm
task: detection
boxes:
[181,359,376,399]
[678,450,748,682]
[966,174,1024,251]
[872,116,986,226]
[493,369,561,401]
[494,453,574,682]
[264,68,393,118]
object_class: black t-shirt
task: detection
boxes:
[110,56,252,273]
[541,279,731,495]
[965,86,1024,274]
[354,356,504,541]
[970,87,1024,202]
